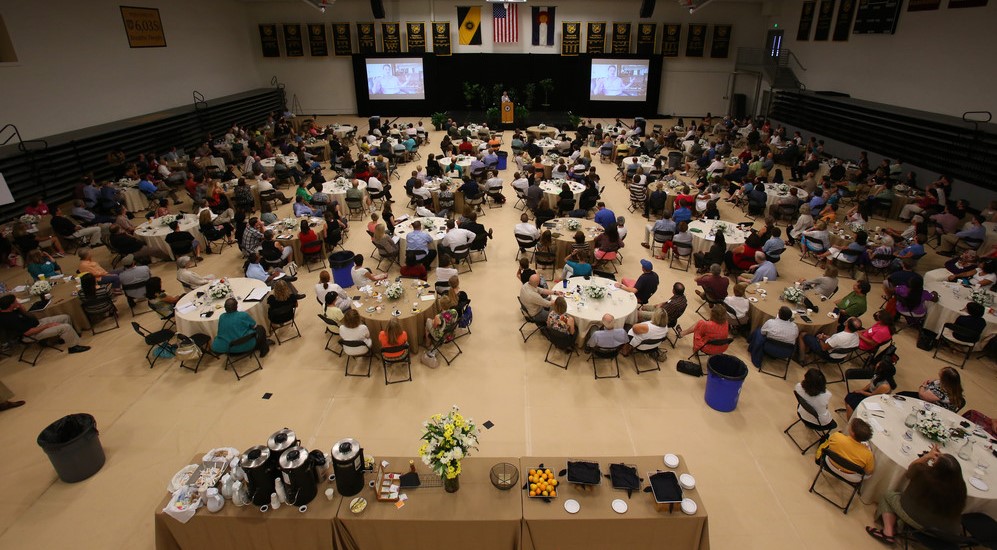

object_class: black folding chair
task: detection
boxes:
[515,233,539,262]
[131,321,175,369]
[341,339,373,377]
[785,390,838,454]
[631,336,667,374]
[224,332,263,380]
[809,448,866,514]
[688,337,734,367]
[176,333,217,373]
[17,333,63,366]
[590,344,623,379]
[542,327,577,370]
[799,346,859,384]
[380,344,412,385]
[669,241,693,271]
[268,303,301,344]
[122,281,152,316]
[318,313,344,356]
[757,338,797,379]
[426,322,462,365]
[518,297,543,342]
[933,322,982,369]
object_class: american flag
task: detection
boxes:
[493,3,519,43]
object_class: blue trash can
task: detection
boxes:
[496,151,508,170]
[704,354,748,412]
[329,250,356,288]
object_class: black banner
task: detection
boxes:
[662,24,681,57]
[332,22,352,56]
[283,24,303,57]
[907,0,941,10]
[432,21,451,56]
[259,24,280,57]
[797,1,817,40]
[308,24,328,56]
[357,22,376,54]
[686,23,706,57]
[382,22,401,53]
[854,0,903,33]
[611,22,632,54]
[561,22,580,56]
[710,24,732,58]
[406,22,426,52]
[948,0,988,7]
[586,22,606,54]
[814,0,835,40]
[636,23,656,55]
[833,0,857,40]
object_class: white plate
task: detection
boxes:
[349,497,368,514]
[663,454,679,468]
[611,499,628,514]
[168,464,198,493]
[827,312,838,319]
[202,447,240,463]
[679,473,696,490]
[970,478,989,492]
[748,297,759,303]
[681,498,698,515]
[564,499,580,514]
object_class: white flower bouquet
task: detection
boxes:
[538,123,547,130]
[777,184,790,193]
[422,219,435,231]
[385,282,404,300]
[916,412,949,444]
[418,405,480,481]
[970,288,995,307]
[30,280,52,296]
[159,214,178,227]
[281,217,297,230]
[783,286,804,303]
[19,214,39,225]
[582,285,606,300]
[207,280,232,300]
[566,219,581,231]
[639,155,652,163]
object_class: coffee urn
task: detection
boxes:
[331,438,365,497]
[279,447,318,506]
[240,445,277,506]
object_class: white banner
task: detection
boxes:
[0,172,13,206]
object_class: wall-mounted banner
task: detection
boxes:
[561,22,581,56]
[611,22,632,54]
[833,0,857,40]
[710,24,732,58]
[308,24,327,56]
[332,23,352,56]
[814,0,836,40]
[433,21,452,56]
[259,24,280,57]
[797,1,817,40]
[907,0,941,9]
[406,22,426,52]
[357,22,377,53]
[120,6,166,48]
[382,22,401,52]
[458,6,482,45]
[586,22,606,54]
[662,24,681,57]
[636,23,657,55]
[686,23,706,57]
[284,24,303,57]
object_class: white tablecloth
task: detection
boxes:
[762,183,809,209]
[923,279,997,347]
[856,395,997,517]
[121,187,150,212]
[539,180,584,209]
[322,179,368,207]
[259,153,299,176]
[562,276,638,344]
[134,216,204,259]
[622,156,656,172]
[174,278,270,339]
[686,219,748,254]
[393,216,447,265]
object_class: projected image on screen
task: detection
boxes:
[366,59,426,100]
[589,59,650,102]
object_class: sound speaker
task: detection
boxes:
[639,0,656,18]
[370,0,385,19]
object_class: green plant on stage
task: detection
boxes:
[462,82,481,107]
[486,106,500,125]
[538,79,554,106]
[524,83,536,109]
[515,106,530,125]
[430,112,448,131]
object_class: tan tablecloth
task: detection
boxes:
[527,126,558,139]
[539,180,584,210]
[135,216,206,260]
[855,396,997,517]
[265,217,327,265]
[923,280,997,347]
[983,222,997,254]
[23,277,90,331]
[762,183,809,209]
[260,154,299,176]
[393,217,447,267]
[541,218,603,266]
[520,456,710,550]
[622,156,656,172]
[174,278,270,339]
[335,457,522,550]
[355,279,440,353]
[562,276,638,344]
[224,180,262,212]
[746,288,837,336]
[305,139,331,161]
[121,187,151,212]
[687,220,747,255]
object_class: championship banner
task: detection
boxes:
[611,22,632,54]
[382,22,401,52]
[662,24,681,57]
[432,21,452,56]
[457,6,482,45]
[814,0,836,41]
[406,22,426,52]
[120,6,166,48]
[586,22,606,54]
[259,24,280,57]
[308,24,328,56]
[332,22,352,56]
[283,24,304,57]
[357,22,377,53]
[710,24,732,58]
[797,1,817,40]
[832,0,856,40]
[636,23,656,55]
[561,22,580,55]
[685,23,706,57]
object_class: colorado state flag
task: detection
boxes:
[457,6,482,45]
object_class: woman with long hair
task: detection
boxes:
[339,308,372,352]
[897,366,965,413]
[546,296,576,336]
[844,360,896,418]
[378,318,409,359]
[594,224,623,261]
[893,274,936,320]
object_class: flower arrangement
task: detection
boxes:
[30,280,52,296]
[916,412,949,444]
[385,282,404,300]
[777,183,790,193]
[582,285,606,300]
[159,214,178,227]
[19,214,39,226]
[538,123,547,130]
[566,219,581,231]
[334,176,351,188]
[280,217,297,230]
[971,288,995,307]
[639,154,652,163]
[848,221,866,234]
[422,219,435,231]
[207,280,232,300]
[895,184,910,194]
[418,405,480,482]
[783,286,804,303]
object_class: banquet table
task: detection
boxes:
[535,138,559,155]
[527,126,558,139]
[855,396,997,517]
[520,455,710,550]
[332,124,352,138]
[746,287,838,336]
[321,180,368,210]
[392,217,447,267]
[154,453,343,550]
[421,178,466,214]
[259,153,298,176]
[922,278,997,347]
[121,185,151,212]
[561,276,639,345]
[335,457,522,550]
[686,220,748,255]
[222,179,262,212]
[889,190,920,219]
[762,183,809,209]
[174,278,270,339]
[540,218,604,267]
[304,139,331,161]
[539,180,584,209]
[354,278,440,353]
[264,217,327,265]
[622,156,657,173]
[135,216,206,260]
[19,276,90,332]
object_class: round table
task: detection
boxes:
[856,395,997,516]
[535,138,559,155]
[18,275,90,332]
[331,125,352,138]
[259,153,298,176]
[393,217,447,265]
[135,215,204,259]
[983,222,997,254]
[355,278,440,353]
[174,278,270,339]
[762,183,810,209]
[746,287,838,336]
[322,179,368,208]
[923,279,997,348]
[687,220,748,255]
[539,180,584,209]
[263,216,327,265]
[527,126,558,139]
[622,156,656,172]
[562,276,639,344]
[421,178,466,214]
[540,218,604,266]
[304,139,330,161]
[120,185,150,212]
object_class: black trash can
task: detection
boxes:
[37,413,105,482]
[704,355,748,412]
[496,151,509,170]
[368,116,381,134]
[329,250,357,288]
[667,151,683,170]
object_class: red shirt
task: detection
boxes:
[859,322,891,351]
[732,245,761,270]
[693,320,730,354]
[400,264,427,281]
[299,230,322,254]
[458,141,474,154]
[25,203,49,217]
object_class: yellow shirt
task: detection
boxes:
[816,432,875,475]
[78,259,108,278]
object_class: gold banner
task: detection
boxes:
[662,24,681,57]
[636,22,656,55]
[710,24,732,58]
[686,23,706,57]
[331,22,352,56]
[308,24,328,56]
[120,6,166,48]
[357,22,376,54]
[611,22,632,54]
[406,22,426,52]
[283,24,304,57]
[259,24,280,57]
[586,22,606,54]
[432,21,452,56]
[561,22,580,56]
[382,22,401,53]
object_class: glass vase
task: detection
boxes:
[443,475,460,493]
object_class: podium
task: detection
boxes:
[501,101,514,124]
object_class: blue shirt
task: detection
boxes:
[212,310,257,354]
[762,237,785,256]
[246,263,269,282]
[293,202,316,217]
[406,230,433,253]
[899,243,925,257]
[566,260,593,277]
[594,208,616,228]
[83,186,100,207]
[138,179,157,195]
[750,261,778,283]
[653,219,676,233]
[956,224,985,241]
[589,328,629,349]
[672,207,692,223]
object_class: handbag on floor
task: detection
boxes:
[420,351,439,368]
[916,329,937,351]
[676,360,703,377]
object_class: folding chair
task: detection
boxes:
[513,188,528,210]
[515,233,539,262]
[176,333,217,373]
[688,337,734,368]
[896,525,977,550]
[345,197,365,221]
[757,338,796,379]
[933,322,982,369]
[800,241,828,267]
[17,333,63,366]
[651,229,674,258]
[131,321,175,369]
[268,304,301,344]
[122,281,152,316]
[224,333,263,380]
[341,339,373,377]
[799,346,859,384]
[380,344,412,385]
[542,327,577,370]
[785,390,838,454]
[83,295,121,335]
[373,241,400,272]
[518,297,543,342]
[669,240,693,271]
[451,243,473,273]
[632,337,667,374]
[695,289,724,320]
[318,313,344,356]
[590,344,623,379]
[809,448,865,513]
[426,322,462,365]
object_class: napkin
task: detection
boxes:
[868,417,885,434]
[864,402,885,413]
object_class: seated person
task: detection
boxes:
[339,308,372,353]
[211,298,270,357]
[748,306,799,367]
[724,282,750,325]
[799,266,839,298]
[546,296,576,336]
[164,221,202,261]
[400,251,428,280]
[378,318,409,358]
[798,317,862,364]
[351,254,388,286]
[561,249,593,280]
[145,276,179,318]
[424,296,459,356]
[583,313,629,350]
[266,279,299,326]
[795,368,833,426]
[816,418,875,479]
[624,307,669,355]
[0,294,90,354]
[737,251,778,285]
[896,367,965,413]
[684,304,730,354]
[844,359,896,419]
[25,249,62,281]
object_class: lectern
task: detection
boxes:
[501,101,514,124]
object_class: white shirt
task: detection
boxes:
[514,223,540,240]
[315,282,344,306]
[367,177,383,191]
[825,331,860,358]
[486,177,503,190]
[442,227,475,250]
[512,178,530,193]
[628,323,670,350]
[724,296,750,322]
[351,266,372,287]
[435,266,459,284]
[415,205,436,218]
[256,178,274,192]
[707,159,726,173]
[761,318,799,344]
[413,187,431,200]
[794,384,833,425]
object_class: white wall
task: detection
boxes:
[243,0,768,117]
[770,2,997,117]
[0,0,263,140]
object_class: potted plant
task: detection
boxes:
[538,79,554,107]
[430,112,448,131]
[567,112,581,128]
[486,106,500,126]
[515,105,530,125]
[462,82,481,108]
[524,83,536,109]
